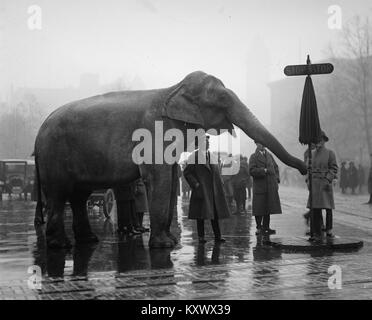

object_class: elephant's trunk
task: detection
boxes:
[227,91,307,175]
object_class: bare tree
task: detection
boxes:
[339,16,372,157]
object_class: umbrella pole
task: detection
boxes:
[308,143,313,237]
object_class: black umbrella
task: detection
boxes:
[299,75,322,144]
[298,55,322,238]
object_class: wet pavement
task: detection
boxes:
[0,186,371,300]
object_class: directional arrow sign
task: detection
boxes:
[284,63,334,76]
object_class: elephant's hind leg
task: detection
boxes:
[149,166,176,249]
[46,195,71,249]
[70,191,99,244]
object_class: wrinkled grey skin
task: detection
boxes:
[34,71,307,249]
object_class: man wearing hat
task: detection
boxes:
[305,131,338,241]
[183,135,231,243]
[249,141,281,235]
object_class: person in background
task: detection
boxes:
[243,157,252,200]
[281,167,289,186]
[184,135,231,243]
[181,163,191,198]
[339,161,348,194]
[221,154,235,207]
[305,131,338,241]
[114,183,142,236]
[249,141,281,236]
[367,154,372,204]
[348,161,359,194]
[358,164,365,194]
[232,155,250,214]
[134,178,150,233]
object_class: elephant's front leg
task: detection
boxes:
[70,191,99,244]
[149,166,175,248]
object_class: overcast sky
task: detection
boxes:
[1,0,371,123]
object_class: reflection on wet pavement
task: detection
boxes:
[0,187,371,299]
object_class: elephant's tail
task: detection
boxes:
[34,154,45,225]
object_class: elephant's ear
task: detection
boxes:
[162,85,205,126]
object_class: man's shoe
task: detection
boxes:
[308,235,322,243]
[199,238,207,244]
[215,238,226,243]
[326,231,335,238]
[263,228,276,235]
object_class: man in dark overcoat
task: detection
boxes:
[183,136,231,243]
[249,141,281,235]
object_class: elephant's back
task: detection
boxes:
[35,88,167,146]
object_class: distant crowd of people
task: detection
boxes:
[339,161,366,194]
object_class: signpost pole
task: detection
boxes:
[306,55,314,238]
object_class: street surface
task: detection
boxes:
[0,186,371,300]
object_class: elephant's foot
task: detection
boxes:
[149,232,175,249]
[75,232,99,244]
[166,231,178,245]
[47,236,72,249]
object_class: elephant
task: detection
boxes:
[33,71,307,249]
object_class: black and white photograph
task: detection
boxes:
[0,0,372,306]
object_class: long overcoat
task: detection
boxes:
[305,146,338,209]
[249,149,282,216]
[183,150,231,220]
[368,166,372,194]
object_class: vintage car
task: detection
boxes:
[0,159,35,201]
